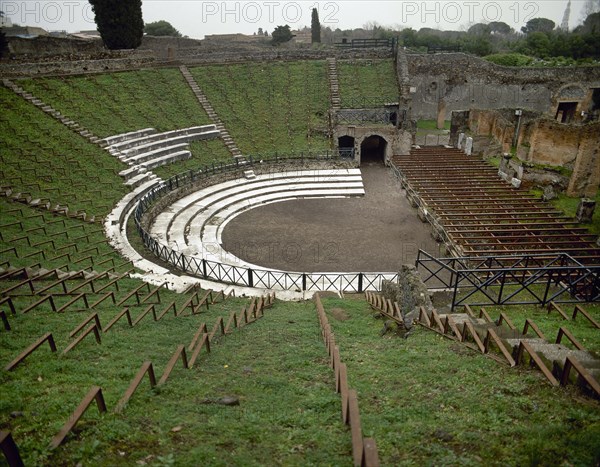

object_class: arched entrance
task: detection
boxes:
[360,135,387,164]
[338,135,355,159]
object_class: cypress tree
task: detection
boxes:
[89,0,144,50]
[311,8,321,43]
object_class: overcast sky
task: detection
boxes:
[0,1,590,39]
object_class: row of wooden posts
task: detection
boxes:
[314,293,380,467]
[1,290,274,465]
[365,292,600,398]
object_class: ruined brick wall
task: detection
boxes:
[528,120,583,166]
[406,53,600,120]
[454,108,600,196]
[0,45,392,78]
[567,124,600,197]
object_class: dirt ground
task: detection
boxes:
[221,163,442,272]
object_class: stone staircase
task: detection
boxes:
[366,293,600,397]
[2,79,102,146]
[435,306,600,394]
[326,58,341,112]
[178,65,246,164]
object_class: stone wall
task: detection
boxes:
[0,44,392,78]
[452,108,600,196]
[333,124,413,162]
[406,53,600,121]
[7,35,106,58]
[0,55,156,77]
[567,124,600,197]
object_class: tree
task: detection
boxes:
[145,20,181,37]
[271,25,293,45]
[521,17,555,34]
[468,23,490,35]
[524,31,552,57]
[89,0,144,50]
[311,8,321,43]
[581,0,600,20]
[488,21,513,35]
[580,11,600,34]
[0,30,8,60]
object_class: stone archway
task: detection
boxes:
[360,135,387,165]
[338,135,355,159]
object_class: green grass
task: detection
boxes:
[18,69,211,139]
[0,198,135,275]
[151,138,234,180]
[0,87,128,218]
[190,61,330,156]
[337,59,398,107]
[484,303,600,355]
[322,295,600,466]
[2,61,600,467]
[528,189,600,235]
[1,299,351,466]
[486,155,600,235]
[417,119,450,131]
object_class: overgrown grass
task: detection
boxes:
[417,119,450,131]
[151,138,234,180]
[337,59,398,107]
[484,303,600,355]
[322,295,600,466]
[1,299,351,465]
[485,155,600,234]
[0,198,135,275]
[528,189,600,235]
[190,61,330,156]
[18,68,211,139]
[0,87,128,218]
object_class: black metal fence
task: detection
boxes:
[340,96,400,109]
[416,250,600,310]
[134,154,399,292]
[335,38,397,49]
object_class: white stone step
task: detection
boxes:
[101,128,156,146]
[110,125,217,152]
[126,144,190,165]
[139,150,192,170]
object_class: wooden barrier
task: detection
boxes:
[315,294,379,467]
[188,323,208,351]
[515,341,559,387]
[104,308,132,332]
[572,305,600,329]
[0,431,24,467]
[209,317,225,341]
[1,310,11,331]
[63,324,101,354]
[546,302,570,321]
[556,327,585,351]
[115,362,157,413]
[21,294,56,314]
[4,333,56,371]
[187,334,211,368]
[132,305,156,326]
[561,356,600,396]
[50,386,107,449]
[158,345,188,385]
[523,319,546,340]
[70,313,102,337]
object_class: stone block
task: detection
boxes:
[465,137,473,156]
[576,198,596,224]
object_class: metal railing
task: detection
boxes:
[134,154,400,292]
[416,250,600,310]
[340,96,400,109]
[335,38,397,49]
